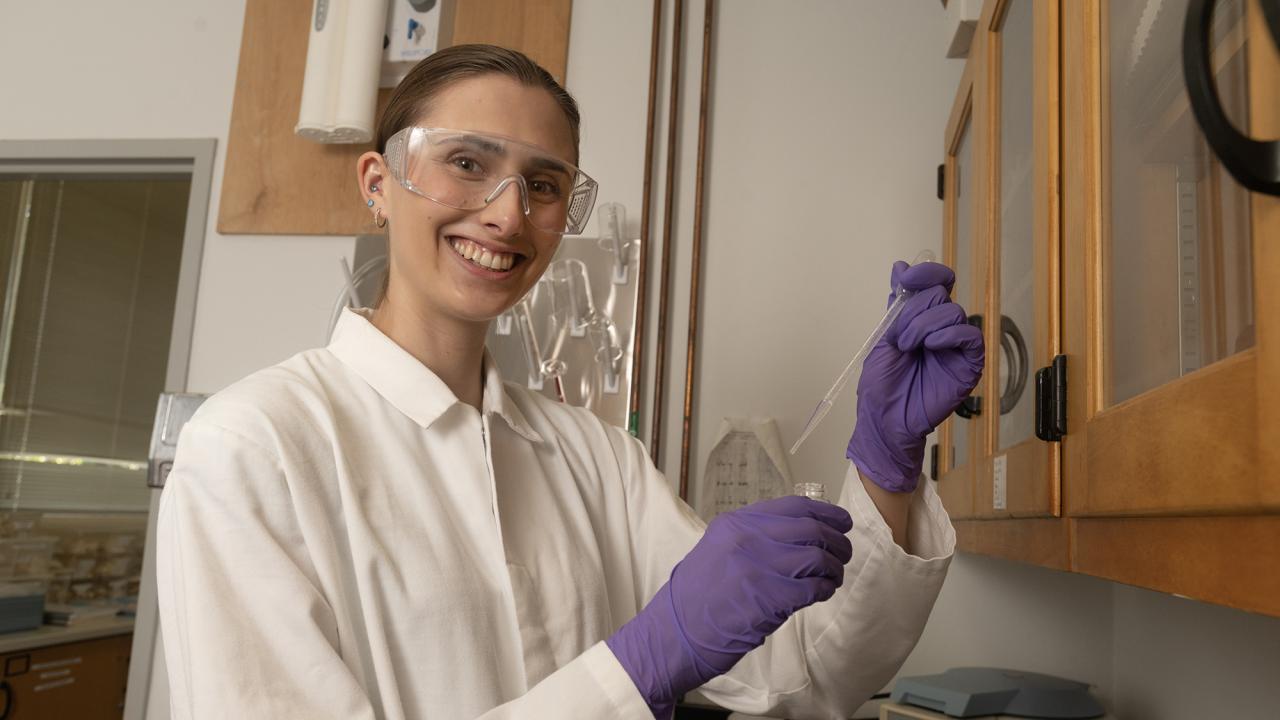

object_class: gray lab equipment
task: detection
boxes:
[891,667,1105,718]
[147,393,209,489]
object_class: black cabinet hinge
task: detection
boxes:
[1034,355,1067,442]
[937,163,945,200]
[955,314,983,419]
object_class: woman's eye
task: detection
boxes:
[449,155,484,174]
[529,179,563,198]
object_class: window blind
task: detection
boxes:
[0,177,189,512]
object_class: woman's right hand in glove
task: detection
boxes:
[605,495,854,718]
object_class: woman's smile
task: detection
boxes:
[445,235,524,274]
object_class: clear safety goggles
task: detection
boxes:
[382,126,598,235]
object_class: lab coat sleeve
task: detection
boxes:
[160,417,656,720]
[607,428,956,720]
[157,418,380,720]
[475,642,657,720]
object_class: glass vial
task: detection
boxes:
[794,482,827,502]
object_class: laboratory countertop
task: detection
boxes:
[679,692,886,719]
[0,616,134,655]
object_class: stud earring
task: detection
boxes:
[366,199,375,207]
[370,184,380,192]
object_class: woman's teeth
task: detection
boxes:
[449,237,516,271]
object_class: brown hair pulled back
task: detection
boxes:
[376,44,581,158]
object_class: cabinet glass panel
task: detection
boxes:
[1105,0,1254,406]
[952,117,974,469]
[998,0,1035,450]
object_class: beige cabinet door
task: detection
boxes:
[938,54,981,520]
[1062,0,1280,516]
[972,0,1063,519]
[940,0,1063,521]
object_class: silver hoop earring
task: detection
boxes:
[374,207,387,228]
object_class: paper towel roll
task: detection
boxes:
[296,0,389,144]
[296,0,340,140]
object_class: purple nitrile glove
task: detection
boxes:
[606,496,854,719]
[846,261,985,493]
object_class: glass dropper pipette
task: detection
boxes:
[789,250,937,455]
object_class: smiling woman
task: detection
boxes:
[155,42,972,720]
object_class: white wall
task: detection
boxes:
[903,554,1117,708]
[662,0,961,503]
[565,0,653,225]
[1110,585,1280,719]
[907,558,1280,719]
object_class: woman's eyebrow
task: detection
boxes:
[440,134,573,178]
[442,134,506,154]
[527,156,573,178]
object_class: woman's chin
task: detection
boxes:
[446,297,520,326]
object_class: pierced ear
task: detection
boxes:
[358,153,387,193]
[360,166,387,206]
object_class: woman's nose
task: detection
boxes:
[479,176,528,237]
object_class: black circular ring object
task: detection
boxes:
[999,314,1029,416]
[1183,0,1280,196]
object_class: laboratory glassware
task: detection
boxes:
[789,250,938,455]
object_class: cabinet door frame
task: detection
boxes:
[939,50,981,519]
[1062,0,1279,516]
[1252,0,1280,496]
[976,0,1063,519]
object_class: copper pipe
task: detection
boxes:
[649,0,686,467]
[677,0,714,502]
[628,0,664,440]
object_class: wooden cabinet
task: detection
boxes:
[939,0,1280,615]
[0,633,131,719]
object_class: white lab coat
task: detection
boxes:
[157,308,955,720]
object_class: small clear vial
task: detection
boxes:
[794,482,827,502]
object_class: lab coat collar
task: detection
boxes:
[480,339,543,443]
[327,308,543,443]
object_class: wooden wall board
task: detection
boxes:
[218,0,378,236]
[451,0,573,81]
[218,0,573,236]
